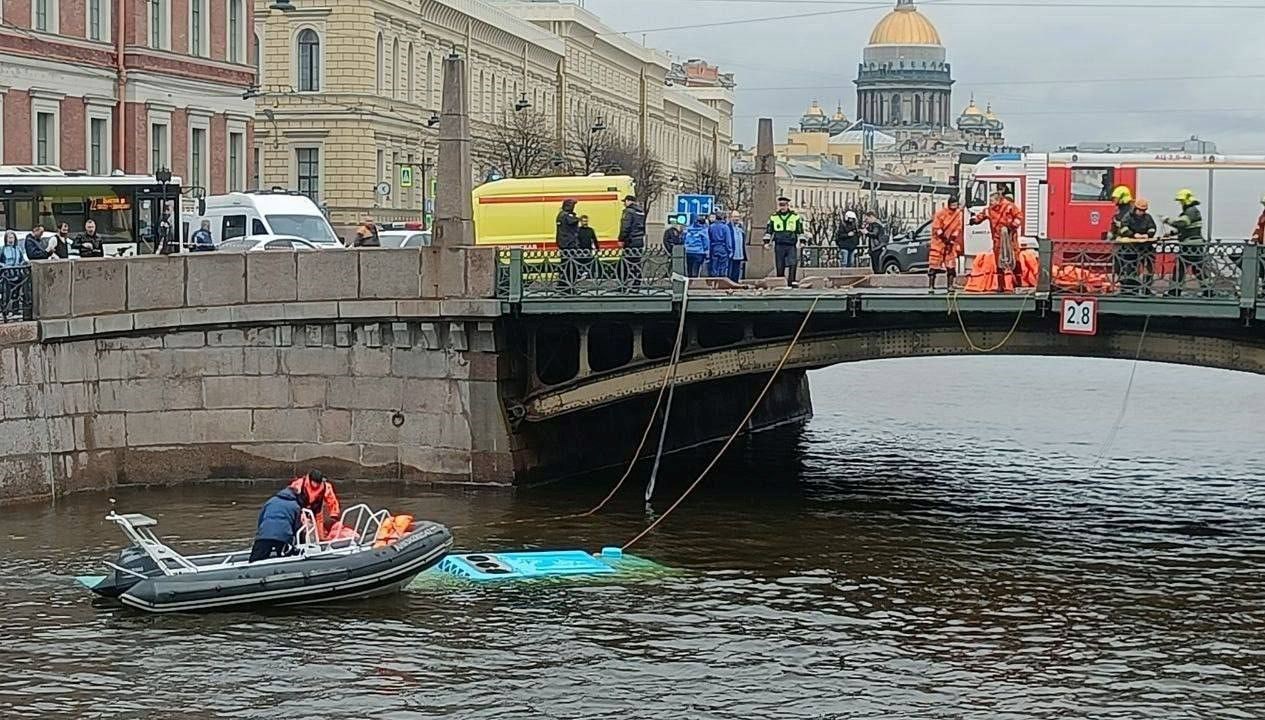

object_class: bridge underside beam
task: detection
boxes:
[524,322,1265,421]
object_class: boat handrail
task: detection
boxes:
[105,511,199,575]
[335,504,391,547]
[294,508,321,552]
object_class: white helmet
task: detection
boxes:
[845,210,857,221]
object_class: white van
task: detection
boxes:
[196,189,342,248]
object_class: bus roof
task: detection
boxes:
[472,174,634,199]
[0,165,180,185]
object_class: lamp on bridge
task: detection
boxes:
[155,167,173,254]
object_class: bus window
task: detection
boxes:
[251,218,267,235]
[223,215,247,240]
[1070,167,1114,202]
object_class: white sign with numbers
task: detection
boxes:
[1059,297,1098,335]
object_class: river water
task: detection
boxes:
[4,357,1265,719]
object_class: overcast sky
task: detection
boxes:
[581,0,1265,153]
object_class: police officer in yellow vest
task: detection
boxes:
[764,196,804,287]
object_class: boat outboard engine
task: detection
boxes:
[89,545,161,599]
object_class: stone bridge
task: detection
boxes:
[3,241,1264,503]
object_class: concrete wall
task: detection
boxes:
[30,247,498,341]
[0,317,515,504]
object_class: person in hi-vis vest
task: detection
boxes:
[764,197,804,287]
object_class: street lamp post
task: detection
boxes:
[155,167,173,254]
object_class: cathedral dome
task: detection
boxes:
[868,0,941,46]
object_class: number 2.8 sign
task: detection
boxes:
[1059,297,1098,336]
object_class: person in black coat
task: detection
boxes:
[832,210,861,267]
[250,486,308,562]
[617,195,646,249]
[73,219,106,258]
[23,225,51,261]
[555,199,581,291]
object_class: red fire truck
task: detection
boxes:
[963,151,1265,255]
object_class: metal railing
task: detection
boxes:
[1049,240,1251,300]
[496,247,676,300]
[799,245,869,269]
[1,266,32,322]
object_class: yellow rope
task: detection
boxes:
[621,295,823,551]
[945,288,1035,354]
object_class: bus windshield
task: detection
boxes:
[0,184,183,254]
[265,214,339,244]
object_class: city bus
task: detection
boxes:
[0,166,185,256]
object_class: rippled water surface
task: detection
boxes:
[5,357,1265,719]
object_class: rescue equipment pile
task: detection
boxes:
[76,505,452,613]
[962,248,1117,293]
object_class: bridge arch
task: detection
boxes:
[522,324,1265,421]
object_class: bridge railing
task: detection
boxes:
[1048,240,1256,300]
[0,266,32,323]
[495,248,676,301]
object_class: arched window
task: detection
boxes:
[426,52,434,107]
[296,29,320,92]
[407,43,415,102]
[392,38,400,98]
[375,33,384,93]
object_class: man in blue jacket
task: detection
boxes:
[250,485,308,562]
[682,216,710,278]
[706,212,734,279]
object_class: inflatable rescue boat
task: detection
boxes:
[77,504,452,613]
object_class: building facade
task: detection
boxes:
[254,0,733,233]
[0,0,257,189]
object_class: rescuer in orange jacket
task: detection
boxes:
[288,470,341,540]
[928,194,965,291]
[970,190,1023,290]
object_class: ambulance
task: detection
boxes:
[964,151,1265,254]
[471,174,635,248]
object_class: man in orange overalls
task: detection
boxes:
[928,194,965,291]
[288,470,341,540]
[1251,194,1265,243]
[970,190,1023,291]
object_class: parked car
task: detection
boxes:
[217,235,322,252]
[378,229,432,248]
[876,220,931,274]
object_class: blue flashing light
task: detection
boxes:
[984,152,1022,162]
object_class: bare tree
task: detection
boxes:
[730,171,753,217]
[605,135,666,214]
[688,158,733,210]
[489,110,558,178]
[566,108,614,176]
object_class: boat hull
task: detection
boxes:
[115,523,452,613]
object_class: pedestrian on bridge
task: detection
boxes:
[833,210,860,268]
[862,211,887,275]
[618,195,646,287]
[929,195,964,291]
[683,216,710,278]
[707,211,734,280]
[728,212,747,282]
[765,197,803,287]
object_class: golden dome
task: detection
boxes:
[831,104,847,121]
[961,98,984,116]
[985,103,999,120]
[868,0,941,46]
[805,100,825,116]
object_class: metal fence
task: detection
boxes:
[0,266,32,322]
[496,248,675,300]
[799,245,869,269]
[1049,240,1248,300]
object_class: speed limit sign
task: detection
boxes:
[1059,297,1098,335]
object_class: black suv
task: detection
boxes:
[876,220,931,274]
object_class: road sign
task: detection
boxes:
[400,166,413,188]
[1059,297,1098,335]
[675,194,714,219]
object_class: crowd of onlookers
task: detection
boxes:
[661,210,749,282]
[1,221,110,267]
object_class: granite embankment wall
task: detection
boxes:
[0,248,518,504]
